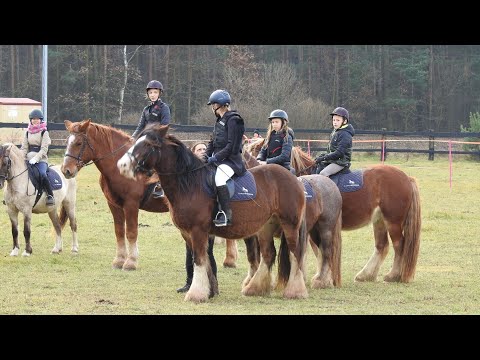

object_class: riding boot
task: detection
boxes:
[152,182,165,198]
[177,244,193,293]
[43,175,55,206]
[213,185,232,227]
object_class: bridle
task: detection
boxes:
[64,132,130,170]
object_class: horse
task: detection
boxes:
[117,124,309,303]
[0,143,78,256]
[61,119,170,271]
[241,150,343,288]
[247,139,422,283]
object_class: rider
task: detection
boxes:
[256,109,295,174]
[205,89,246,227]
[315,106,355,177]
[21,109,55,206]
[132,80,171,198]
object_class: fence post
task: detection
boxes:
[428,129,435,161]
[381,128,387,161]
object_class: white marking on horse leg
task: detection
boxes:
[51,232,63,254]
[10,247,19,256]
[22,250,31,257]
[71,231,79,253]
[185,263,210,303]
[284,252,308,299]
[123,241,139,271]
[241,258,271,296]
[354,248,385,282]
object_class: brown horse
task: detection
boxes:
[61,120,169,270]
[241,150,343,288]
[117,124,309,303]
[247,139,421,283]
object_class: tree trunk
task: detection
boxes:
[118,45,128,124]
[102,45,107,121]
[10,45,15,95]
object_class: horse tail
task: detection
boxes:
[59,205,69,230]
[277,212,308,288]
[331,209,343,287]
[400,177,422,282]
[277,231,291,288]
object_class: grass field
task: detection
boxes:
[0,152,479,315]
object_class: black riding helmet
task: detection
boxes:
[268,109,288,123]
[29,109,44,122]
[330,107,349,122]
[207,90,231,106]
[146,80,163,92]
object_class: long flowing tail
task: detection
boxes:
[331,210,342,287]
[59,205,68,230]
[400,178,422,282]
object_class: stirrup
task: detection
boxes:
[152,188,164,198]
[213,210,228,227]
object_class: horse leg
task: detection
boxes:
[107,203,127,269]
[241,235,260,289]
[223,239,238,268]
[185,230,213,303]
[355,209,389,282]
[22,213,33,256]
[7,208,20,256]
[383,223,404,282]
[242,224,276,297]
[310,226,334,289]
[281,223,308,299]
[48,209,63,254]
[123,205,140,270]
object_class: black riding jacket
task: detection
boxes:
[132,99,171,138]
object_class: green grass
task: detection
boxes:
[0,152,479,314]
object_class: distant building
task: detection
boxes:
[0,98,41,143]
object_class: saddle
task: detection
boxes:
[204,169,257,201]
[27,163,63,207]
[328,168,364,193]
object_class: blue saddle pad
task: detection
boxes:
[47,167,63,190]
[204,170,257,201]
[299,177,315,202]
[329,169,364,193]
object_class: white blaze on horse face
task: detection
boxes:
[117,137,146,179]
[67,134,75,148]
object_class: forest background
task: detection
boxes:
[1,45,479,132]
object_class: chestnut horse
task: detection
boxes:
[61,120,169,270]
[117,124,309,303]
[242,150,343,288]
[247,139,421,283]
[0,143,78,255]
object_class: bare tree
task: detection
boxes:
[118,45,142,124]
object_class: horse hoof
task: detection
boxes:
[354,272,376,282]
[383,273,401,282]
[21,251,31,257]
[71,247,79,253]
[112,258,126,269]
[184,289,208,303]
[223,260,237,268]
[51,248,62,254]
[311,277,334,289]
[122,260,137,271]
[9,248,19,256]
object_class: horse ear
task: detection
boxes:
[79,119,91,133]
[64,120,73,131]
[159,124,169,138]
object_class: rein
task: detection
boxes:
[65,132,130,169]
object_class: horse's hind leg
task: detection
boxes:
[311,226,334,289]
[22,213,33,256]
[355,209,389,282]
[383,223,403,282]
[223,239,238,268]
[241,235,260,289]
[7,208,20,256]
[242,224,277,297]
[48,210,63,254]
[66,204,78,253]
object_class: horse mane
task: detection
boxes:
[85,121,131,152]
[291,146,316,175]
[143,125,207,194]
[244,138,265,158]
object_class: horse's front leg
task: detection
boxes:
[185,230,213,303]
[123,204,140,271]
[223,239,238,268]
[107,203,128,269]
[7,207,20,256]
[48,208,63,254]
[241,235,260,289]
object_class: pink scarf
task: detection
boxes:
[27,122,47,134]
